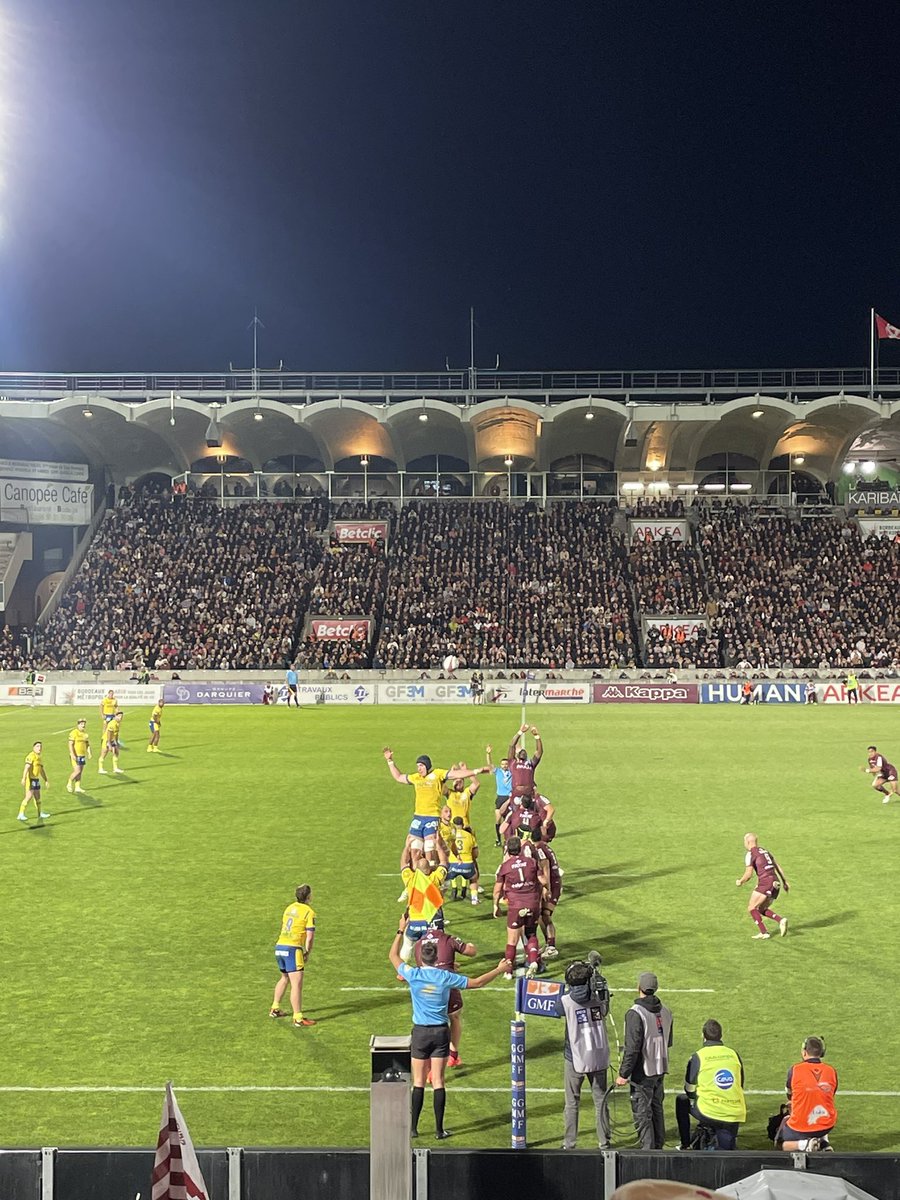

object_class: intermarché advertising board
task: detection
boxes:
[592,682,699,703]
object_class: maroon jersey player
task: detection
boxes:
[529,828,561,959]
[493,835,547,975]
[736,832,790,940]
[508,724,543,799]
[413,928,477,1068]
[863,745,900,803]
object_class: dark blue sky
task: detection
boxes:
[3,0,899,371]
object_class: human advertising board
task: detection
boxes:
[628,520,689,543]
[58,683,162,706]
[308,617,372,641]
[489,683,590,704]
[592,682,698,703]
[295,682,374,704]
[332,521,389,544]
[699,682,808,704]
[163,682,265,705]
[819,681,900,704]
[0,458,89,482]
[514,977,564,1018]
[0,683,55,706]
[377,682,473,704]
[0,479,93,525]
[858,518,900,541]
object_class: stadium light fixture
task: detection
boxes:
[861,460,877,475]
[702,483,726,491]
[677,483,699,491]
[585,410,594,420]
[585,396,595,420]
[730,482,753,491]
[752,408,764,419]
[418,397,429,422]
[504,456,514,467]
[82,406,94,419]
[793,454,805,466]
[621,481,643,491]
[360,456,369,467]
[842,461,856,474]
[205,412,222,449]
[647,458,661,471]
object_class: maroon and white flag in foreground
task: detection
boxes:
[151,1083,210,1200]
[875,312,900,340]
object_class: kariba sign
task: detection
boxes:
[332,520,389,544]
[308,617,372,641]
[628,520,689,542]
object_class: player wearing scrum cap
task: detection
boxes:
[383,749,484,865]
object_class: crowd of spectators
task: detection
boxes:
[629,535,707,614]
[0,624,31,670]
[700,510,900,669]
[373,501,639,670]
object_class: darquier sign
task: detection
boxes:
[332,521,389,544]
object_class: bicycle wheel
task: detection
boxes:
[600,1085,639,1148]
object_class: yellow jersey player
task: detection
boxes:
[100,690,118,725]
[383,749,484,865]
[147,698,165,753]
[67,719,92,793]
[448,775,480,833]
[98,712,125,775]
[448,817,480,905]
[270,884,317,1027]
[18,741,49,822]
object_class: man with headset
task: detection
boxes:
[553,955,611,1149]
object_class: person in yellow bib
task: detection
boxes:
[147,698,165,753]
[98,711,125,775]
[675,1019,746,1150]
[270,884,316,1027]
[67,719,92,793]
[18,741,50,821]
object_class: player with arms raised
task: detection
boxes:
[736,833,789,940]
[862,744,900,803]
[508,724,543,801]
[494,834,548,976]
[383,750,483,866]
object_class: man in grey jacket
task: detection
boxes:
[553,959,611,1149]
[615,971,674,1149]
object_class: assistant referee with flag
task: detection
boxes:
[390,918,510,1139]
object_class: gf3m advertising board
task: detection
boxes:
[378,682,473,704]
[699,682,808,704]
[593,682,699,703]
[57,683,162,706]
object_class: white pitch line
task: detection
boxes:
[0,1084,897,1097]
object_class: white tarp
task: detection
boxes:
[719,1169,879,1200]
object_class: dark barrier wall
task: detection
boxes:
[615,1151,790,1191]
[428,1149,608,1200]
[54,1149,228,1200]
[242,1148,369,1200]
[0,1150,41,1199]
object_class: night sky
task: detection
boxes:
[2,0,899,372]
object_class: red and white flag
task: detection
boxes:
[875,312,900,340]
[151,1083,210,1200]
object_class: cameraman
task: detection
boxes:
[675,1019,746,1149]
[553,954,611,1149]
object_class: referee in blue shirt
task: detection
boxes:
[390,918,510,1139]
[486,744,512,846]
[285,663,299,708]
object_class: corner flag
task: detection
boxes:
[151,1083,210,1200]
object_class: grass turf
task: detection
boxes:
[0,701,896,1150]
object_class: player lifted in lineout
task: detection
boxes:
[736,833,790,940]
[862,744,900,803]
[383,749,486,867]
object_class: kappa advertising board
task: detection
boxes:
[308,617,372,642]
[0,479,93,525]
[858,518,900,541]
[296,683,374,704]
[592,682,699,703]
[332,520,389,544]
[699,682,808,704]
[378,682,473,704]
[58,683,162,706]
[490,683,590,704]
[628,519,689,543]
[819,681,900,704]
[0,683,54,706]
[163,682,265,705]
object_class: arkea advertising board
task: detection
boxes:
[490,682,590,704]
[57,683,162,706]
[514,977,564,1017]
[0,479,93,525]
[332,520,389,544]
[295,682,374,704]
[628,519,689,543]
[858,518,900,541]
[0,458,89,482]
[163,682,265,705]
[819,681,900,704]
[308,617,372,642]
[0,683,55,706]
[378,681,473,704]
[593,682,699,703]
[699,682,808,704]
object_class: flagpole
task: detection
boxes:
[870,306,876,400]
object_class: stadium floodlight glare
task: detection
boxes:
[584,410,594,420]
[503,456,514,467]
[730,482,753,491]
[842,461,856,474]
[861,460,877,475]
[752,408,764,418]
[253,411,264,421]
[647,459,661,471]
[621,481,643,491]
[677,483,699,491]
[419,411,428,422]
[793,454,805,465]
[82,406,94,419]
[702,483,726,491]
[360,456,369,467]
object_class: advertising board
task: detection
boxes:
[592,682,698,703]
[629,519,689,542]
[0,683,55,706]
[308,617,372,641]
[58,683,162,706]
[858,518,900,541]
[0,479,93,525]
[514,977,564,1018]
[490,683,590,704]
[163,682,264,705]
[819,681,900,704]
[332,521,389,544]
[377,682,473,704]
[295,682,374,704]
[699,682,808,704]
